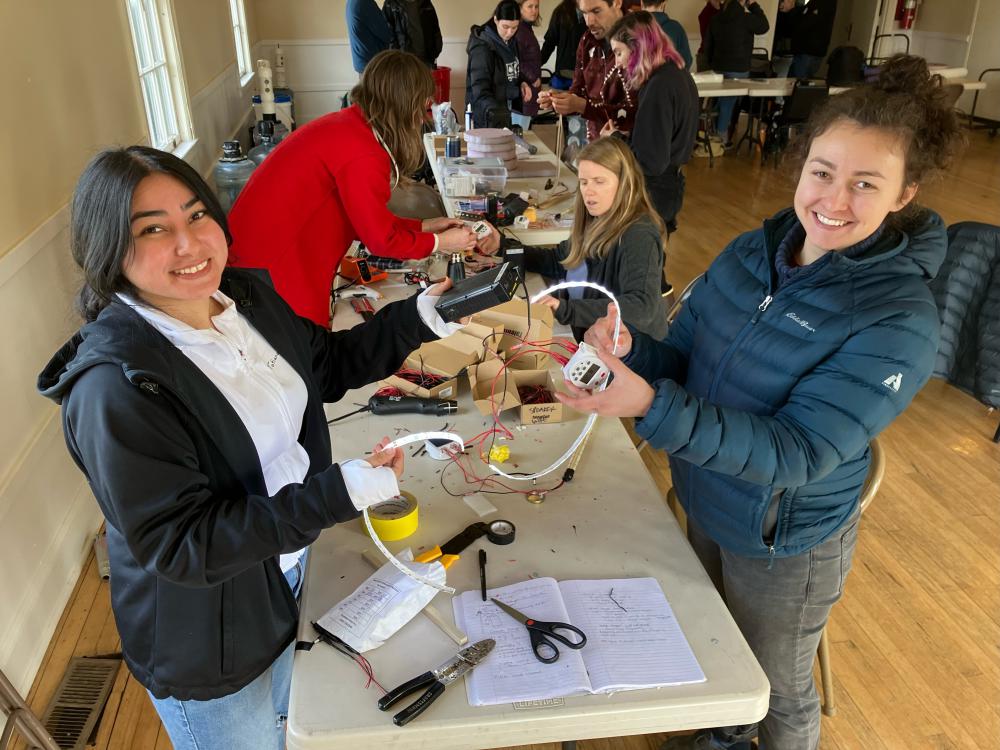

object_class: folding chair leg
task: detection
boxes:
[818,628,837,717]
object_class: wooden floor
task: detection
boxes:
[15,129,1000,750]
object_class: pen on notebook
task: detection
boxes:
[479,549,488,601]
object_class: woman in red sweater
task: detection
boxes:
[229,51,491,325]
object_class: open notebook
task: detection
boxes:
[452,576,705,706]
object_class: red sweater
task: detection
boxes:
[227,105,436,325]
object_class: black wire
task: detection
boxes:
[327,405,370,424]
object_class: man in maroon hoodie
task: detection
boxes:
[539,0,635,140]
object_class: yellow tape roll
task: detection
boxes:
[365,491,419,541]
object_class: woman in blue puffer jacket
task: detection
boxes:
[556,55,963,750]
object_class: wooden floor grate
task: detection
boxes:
[40,657,120,750]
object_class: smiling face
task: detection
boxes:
[578,0,622,40]
[794,121,918,262]
[578,159,620,217]
[123,172,228,313]
[610,38,631,69]
[496,18,520,41]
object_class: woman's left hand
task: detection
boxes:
[521,82,533,103]
[535,295,561,311]
[422,217,464,234]
[555,348,655,418]
[477,222,502,255]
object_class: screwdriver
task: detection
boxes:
[327,395,458,424]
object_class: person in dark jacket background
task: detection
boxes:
[695,0,721,70]
[556,56,964,750]
[640,0,692,69]
[704,0,769,146]
[383,0,443,67]
[513,0,543,121]
[540,0,635,141]
[607,11,698,234]
[346,0,392,73]
[38,146,465,750]
[789,0,838,79]
[541,0,586,89]
[466,1,534,128]
[526,137,668,341]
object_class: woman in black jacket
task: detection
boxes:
[541,0,585,89]
[704,0,769,146]
[527,136,669,341]
[466,0,534,128]
[37,146,460,750]
[607,11,699,235]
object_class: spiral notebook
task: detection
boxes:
[452,576,705,706]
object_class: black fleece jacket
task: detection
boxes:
[705,1,769,73]
[466,22,525,128]
[524,217,668,341]
[37,269,438,700]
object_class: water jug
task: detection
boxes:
[213,141,255,213]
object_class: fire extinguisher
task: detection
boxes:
[896,0,918,30]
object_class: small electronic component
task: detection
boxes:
[562,342,610,390]
[470,221,492,241]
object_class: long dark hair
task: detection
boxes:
[787,55,964,228]
[70,146,229,322]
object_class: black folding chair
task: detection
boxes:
[762,80,830,166]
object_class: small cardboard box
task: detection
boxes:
[472,298,555,370]
[468,359,521,416]
[381,322,502,399]
[513,369,564,425]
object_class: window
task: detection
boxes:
[230,0,253,82]
[124,0,193,152]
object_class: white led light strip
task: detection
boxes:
[488,281,621,482]
[362,431,464,593]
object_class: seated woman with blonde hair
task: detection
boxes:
[527,136,669,341]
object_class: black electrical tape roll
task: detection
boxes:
[487,519,516,545]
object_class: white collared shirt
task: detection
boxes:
[119,291,401,572]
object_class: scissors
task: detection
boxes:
[490,598,587,664]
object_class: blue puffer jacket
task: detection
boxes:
[630,208,946,559]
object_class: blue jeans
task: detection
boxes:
[790,54,824,80]
[148,556,306,750]
[686,511,860,750]
[716,71,750,142]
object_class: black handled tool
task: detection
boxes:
[327,395,458,424]
[490,598,587,664]
[378,639,495,726]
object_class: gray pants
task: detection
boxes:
[687,510,860,750]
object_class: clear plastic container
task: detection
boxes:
[213,141,256,213]
[438,157,508,197]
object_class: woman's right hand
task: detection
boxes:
[437,226,477,252]
[584,304,632,357]
[368,436,404,481]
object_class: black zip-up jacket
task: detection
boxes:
[37,269,437,700]
[466,22,524,129]
[791,0,837,58]
[705,1,769,73]
[540,4,585,78]
[383,0,443,67]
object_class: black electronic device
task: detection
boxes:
[502,245,525,280]
[434,261,521,323]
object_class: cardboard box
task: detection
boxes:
[381,322,502,399]
[468,359,521,416]
[472,298,555,370]
[513,369,565,425]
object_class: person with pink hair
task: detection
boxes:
[605,10,698,238]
